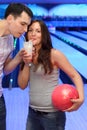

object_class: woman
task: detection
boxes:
[18,20,84,130]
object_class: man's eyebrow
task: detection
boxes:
[21,21,28,25]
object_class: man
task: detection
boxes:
[0,3,33,130]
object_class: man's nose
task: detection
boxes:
[24,26,28,32]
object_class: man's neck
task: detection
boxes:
[0,19,10,36]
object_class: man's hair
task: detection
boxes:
[4,3,33,19]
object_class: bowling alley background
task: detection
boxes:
[0,0,87,130]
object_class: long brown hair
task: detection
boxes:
[25,20,53,74]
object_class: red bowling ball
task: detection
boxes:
[52,84,79,111]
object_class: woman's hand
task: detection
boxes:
[64,97,84,112]
[20,49,32,65]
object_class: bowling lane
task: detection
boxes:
[52,30,87,50]
[51,35,87,79]
[80,31,87,34]
[66,31,87,40]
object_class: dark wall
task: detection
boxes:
[2,38,20,88]
[0,0,87,4]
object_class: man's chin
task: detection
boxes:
[14,34,22,38]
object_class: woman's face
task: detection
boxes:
[27,22,42,46]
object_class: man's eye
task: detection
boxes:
[21,23,26,26]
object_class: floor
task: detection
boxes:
[4,87,29,130]
[3,84,87,130]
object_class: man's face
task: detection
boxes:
[7,11,31,38]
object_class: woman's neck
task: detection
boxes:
[34,43,41,54]
[33,44,41,64]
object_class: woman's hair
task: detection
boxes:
[25,19,53,74]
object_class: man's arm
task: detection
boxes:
[3,51,22,75]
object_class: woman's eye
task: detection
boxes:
[28,29,32,32]
[37,30,41,33]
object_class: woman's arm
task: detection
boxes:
[18,48,33,89]
[18,63,30,89]
[52,49,84,111]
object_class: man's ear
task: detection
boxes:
[6,14,14,23]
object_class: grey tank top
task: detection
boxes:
[29,64,59,112]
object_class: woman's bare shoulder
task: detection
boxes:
[51,48,64,57]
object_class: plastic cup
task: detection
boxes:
[24,40,33,66]
[24,40,33,58]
